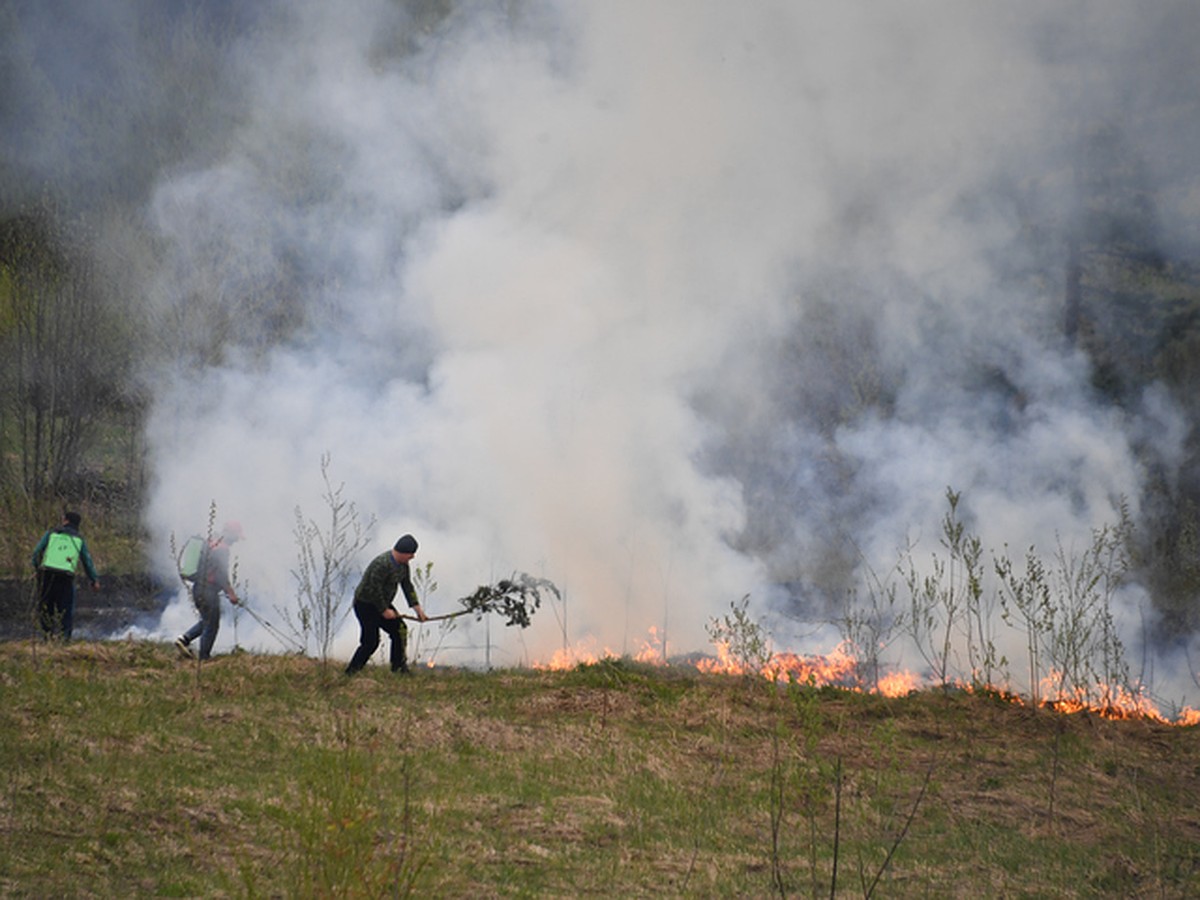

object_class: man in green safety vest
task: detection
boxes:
[31,511,101,641]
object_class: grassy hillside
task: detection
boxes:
[2,640,1199,898]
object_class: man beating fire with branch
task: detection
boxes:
[345,534,429,676]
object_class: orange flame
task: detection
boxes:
[695,639,918,697]
[533,627,671,671]
[1176,707,1200,727]
[1035,671,1192,724]
[531,631,1199,725]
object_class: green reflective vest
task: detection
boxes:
[41,532,83,574]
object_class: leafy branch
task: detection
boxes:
[398,572,557,629]
[458,572,558,628]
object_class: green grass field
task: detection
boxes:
[2,640,1199,898]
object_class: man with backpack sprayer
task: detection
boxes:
[175,521,244,660]
[31,510,101,641]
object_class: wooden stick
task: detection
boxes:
[399,609,471,623]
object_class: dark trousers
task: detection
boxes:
[182,585,222,659]
[37,571,76,640]
[345,603,408,674]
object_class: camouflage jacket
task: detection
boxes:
[353,551,419,614]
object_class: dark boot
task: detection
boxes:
[391,644,410,674]
[385,616,409,673]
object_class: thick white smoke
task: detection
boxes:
[96,1,1197,703]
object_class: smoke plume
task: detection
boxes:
[5,1,1200,702]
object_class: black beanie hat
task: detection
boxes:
[394,534,418,554]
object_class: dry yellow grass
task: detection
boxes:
[2,640,1199,897]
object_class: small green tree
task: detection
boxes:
[285,454,375,661]
[1043,509,1135,709]
[903,488,987,687]
[838,548,908,693]
[996,505,1135,709]
[408,561,452,666]
[996,544,1053,705]
[706,595,773,678]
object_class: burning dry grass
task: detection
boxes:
[2,641,1199,897]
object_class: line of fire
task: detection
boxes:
[528,629,1200,727]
